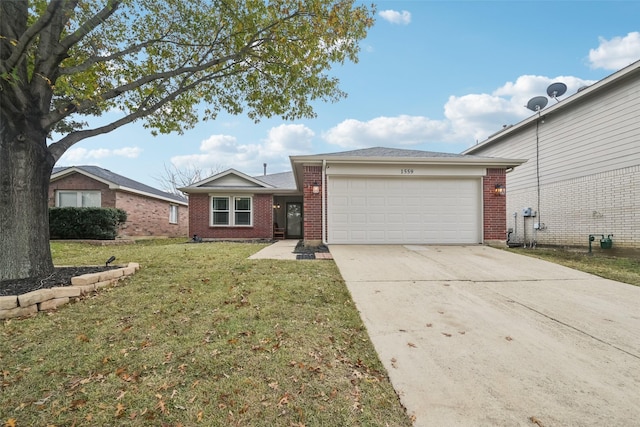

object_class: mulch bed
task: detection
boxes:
[0,266,118,297]
[293,240,330,260]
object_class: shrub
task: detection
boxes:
[49,207,128,240]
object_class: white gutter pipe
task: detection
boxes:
[322,159,327,245]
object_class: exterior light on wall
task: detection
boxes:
[272,203,281,209]
[312,182,320,194]
[494,183,506,196]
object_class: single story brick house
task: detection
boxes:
[180,147,525,245]
[463,59,640,249]
[50,165,189,238]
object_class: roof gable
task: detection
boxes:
[51,166,187,205]
[184,168,273,189]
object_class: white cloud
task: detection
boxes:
[324,74,597,148]
[379,10,411,25]
[323,116,449,148]
[170,124,314,175]
[113,147,143,158]
[59,146,142,163]
[589,32,640,70]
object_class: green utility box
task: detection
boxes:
[600,236,613,249]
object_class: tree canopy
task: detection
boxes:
[1,0,374,161]
[0,0,375,281]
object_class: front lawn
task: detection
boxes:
[506,246,640,286]
[1,239,411,426]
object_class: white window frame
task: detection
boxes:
[56,190,101,207]
[169,205,179,224]
[210,195,253,227]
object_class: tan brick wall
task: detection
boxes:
[506,165,639,249]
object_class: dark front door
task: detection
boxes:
[286,202,303,238]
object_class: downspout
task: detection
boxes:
[322,159,327,245]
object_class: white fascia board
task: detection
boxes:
[115,186,188,206]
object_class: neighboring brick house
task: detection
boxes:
[180,147,524,245]
[463,59,640,249]
[50,166,188,238]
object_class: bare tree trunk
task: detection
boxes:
[0,125,55,281]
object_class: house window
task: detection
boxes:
[211,196,252,226]
[169,205,179,224]
[56,191,101,207]
[235,197,251,225]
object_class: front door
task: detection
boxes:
[286,202,303,239]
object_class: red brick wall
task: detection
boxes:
[49,172,188,238]
[483,168,507,241]
[188,193,273,239]
[49,174,115,207]
[303,166,323,242]
[116,192,188,238]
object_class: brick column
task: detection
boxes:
[483,168,507,242]
[302,165,323,245]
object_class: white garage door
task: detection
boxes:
[328,177,482,244]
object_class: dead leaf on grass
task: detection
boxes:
[4,418,17,427]
[115,402,126,418]
[70,399,87,410]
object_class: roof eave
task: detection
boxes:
[180,187,298,195]
[291,155,526,167]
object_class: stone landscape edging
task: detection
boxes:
[0,262,140,320]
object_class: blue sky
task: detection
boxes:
[57,1,640,189]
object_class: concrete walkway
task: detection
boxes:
[248,240,298,260]
[330,244,640,427]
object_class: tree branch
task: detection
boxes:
[0,0,60,75]
[48,68,226,161]
[57,1,122,53]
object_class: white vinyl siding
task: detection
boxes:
[211,196,252,226]
[476,78,640,191]
[56,191,101,207]
[327,177,482,244]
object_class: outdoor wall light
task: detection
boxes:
[312,182,320,194]
[494,183,506,196]
[272,203,281,209]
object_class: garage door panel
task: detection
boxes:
[328,176,481,244]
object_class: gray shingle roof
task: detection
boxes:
[253,171,296,189]
[52,165,187,204]
[314,146,475,158]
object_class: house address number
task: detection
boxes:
[400,168,414,174]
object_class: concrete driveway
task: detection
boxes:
[329,244,640,427]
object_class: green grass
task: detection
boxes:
[2,240,412,427]
[505,246,640,286]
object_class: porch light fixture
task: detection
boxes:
[272,203,281,209]
[494,183,506,196]
[312,182,320,194]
